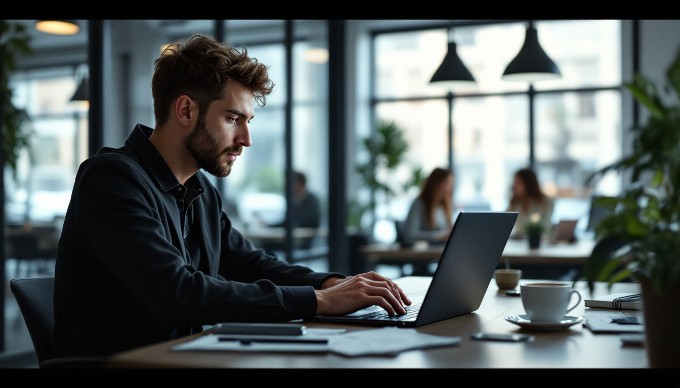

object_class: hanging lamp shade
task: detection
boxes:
[429,41,475,88]
[35,20,80,35]
[70,76,89,102]
[502,24,561,82]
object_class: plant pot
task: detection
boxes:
[641,279,680,368]
[527,232,541,249]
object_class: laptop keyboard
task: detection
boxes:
[356,303,422,321]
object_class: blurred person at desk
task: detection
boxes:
[53,34,410,358]
[259,171,321,253]
[506,167,554,239]
[401,167,454,246]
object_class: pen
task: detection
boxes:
[611,316,641,325]
[217,336,328,345]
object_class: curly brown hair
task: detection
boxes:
[152,34,275,126]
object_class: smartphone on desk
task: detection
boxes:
[471,332,534,342]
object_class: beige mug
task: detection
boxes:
[520,282,582,322]
[494,269,522,290]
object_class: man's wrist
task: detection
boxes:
[320,275,344,289]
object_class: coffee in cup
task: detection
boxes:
[494,269,522,290]
[520,282,582,322]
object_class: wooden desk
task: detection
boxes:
[360,238,596,270]
[107,279,646,368]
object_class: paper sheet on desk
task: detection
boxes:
[328,327,460,357]
[172,327,460,357]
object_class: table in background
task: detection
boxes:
[241,226,329,262]
[241,226,326,246]
[5,222,61,278]
[107,279,645,368]
[360,238,596,271]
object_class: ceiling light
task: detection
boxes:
[502,21,561,82]
[429,25,475,89]
[35,20,80,35]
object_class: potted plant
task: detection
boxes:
[522,212,545,249]
[582,46,680,368]
[348,120,422,274]
[1,20,33,178]
[352,120,423,232]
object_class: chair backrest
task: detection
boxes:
[394,220,412,247]
[9,277,58,364]
[10,277,109,368]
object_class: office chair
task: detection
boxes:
[9,277,109,368]
[7,232,54,279]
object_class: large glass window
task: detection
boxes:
[7,67,83,226]
[217,21,330,264]
[369,20,622,241]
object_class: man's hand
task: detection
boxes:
[315,271,411,316]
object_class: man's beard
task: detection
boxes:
[186,116,241,178]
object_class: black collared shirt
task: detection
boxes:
[54,124,342,357]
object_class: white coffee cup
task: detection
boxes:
[520,282,582,323]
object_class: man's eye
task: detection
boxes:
[228,117,238,123]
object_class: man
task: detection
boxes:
[286,171,321,229]
[54,34,410,357]
[262,171,321,252]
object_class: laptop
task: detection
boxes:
[586,195,615,232]
[312,211,518,327]
[549,219,578,243]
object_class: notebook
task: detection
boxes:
[311,211,518,328]
[584,293,642,310]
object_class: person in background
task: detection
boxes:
[262,171,322,251]
[401,167,454,246]
[53,34,410,358]
[506,167,554,239]
[268,172,321,230]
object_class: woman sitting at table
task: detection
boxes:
[401,167,454,247]
[506,167,554,239]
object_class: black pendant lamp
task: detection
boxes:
[502,21,561,82]
[70,76,89,102]
[429,26,475,88]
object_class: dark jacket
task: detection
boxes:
[54,124,341,357]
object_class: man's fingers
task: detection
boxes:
[337,272,411,315]
[363,282,408,315]
[359,273,412,306]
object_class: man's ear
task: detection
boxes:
[175,95,196,127]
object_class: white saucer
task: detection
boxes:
[505,314,584,331]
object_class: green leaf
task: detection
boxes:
[1,20,33,176]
